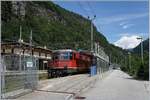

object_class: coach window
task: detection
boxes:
[63,52,69,60]
[70,52,73,60]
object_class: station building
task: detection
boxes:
[1,41,52,79]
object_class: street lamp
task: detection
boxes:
[136,37,144,64]
[88,15,96,53]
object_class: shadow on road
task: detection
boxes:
[123,77,148,81]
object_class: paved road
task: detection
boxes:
[80,70,149,100]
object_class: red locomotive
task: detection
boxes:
[48,49,93,77]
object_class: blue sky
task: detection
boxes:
[53,1,149,49]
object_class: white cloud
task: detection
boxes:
[118,33,131,37]
[122,24,134,29]
[114,35,141,49]
[119,21,128,26]
[118,33,149,38]
[98,12,148,24]
[119,21,134,29]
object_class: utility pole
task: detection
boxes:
[88,15,96,77]
[128,52,131,71]
[109,54,111,64]
[136,37,144,64]
[29,30,33,67]
[19,26,22,71]
[88,15,96,53]
[0,2,1,99]
[30,30,32,46]
[18,2,23,72]
[18,26,23,42]
[124,56,126,67]
[109,54,111,70]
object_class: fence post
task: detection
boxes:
[0,48,1,100]
[0,1,2,99]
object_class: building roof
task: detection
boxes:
[1,41,52,54]
[53,49,76,53]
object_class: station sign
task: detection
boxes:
[27,61,33,67]
[26,58,33,67]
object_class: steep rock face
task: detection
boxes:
[12,1,26,17]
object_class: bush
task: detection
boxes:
[136,63,149,80]
[136,64,144,78]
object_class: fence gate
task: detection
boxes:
[1,54,38,99]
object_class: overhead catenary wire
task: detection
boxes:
[78,1,90,18]
[84,2,109,59]
[78,1,97,52]
[86,1,105,36]
[87,1,96,17]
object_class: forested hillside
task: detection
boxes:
[122,39,149,80]
[2,1,107,49]
[1,1,127,65]
[133,39,149,80]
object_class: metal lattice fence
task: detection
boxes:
[1,54,38,99]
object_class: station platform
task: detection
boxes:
[14,74,100,100]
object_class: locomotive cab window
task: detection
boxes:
[53,53,59,60]
[53,51,76,60]
[60,52,69,60]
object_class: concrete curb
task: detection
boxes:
[2,89,32,99]
[65,94,74,100]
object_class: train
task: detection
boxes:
[48,49,110,78]
[48,49,93,77]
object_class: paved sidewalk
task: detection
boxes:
[80,70,149,100]
[13,74,97,100]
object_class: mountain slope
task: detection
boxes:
[2,1,108,49]
[2,1,127,65]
